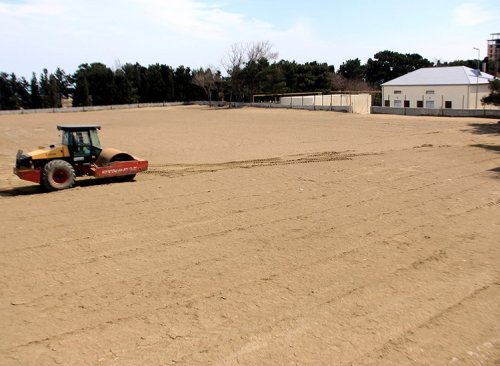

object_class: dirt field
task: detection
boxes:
[0,106,499,365]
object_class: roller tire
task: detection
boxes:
[42,159,76,191]
[108,154,136,183]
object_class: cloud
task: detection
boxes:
[0,0,64,16]
[128,0,274,41]
[452,2,496,26]
[117,0,337,67]
[0,0,336,76]
[270,19,337,63]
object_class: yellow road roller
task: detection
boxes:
[14,125,148,191]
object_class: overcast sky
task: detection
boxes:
[1,0,498,78]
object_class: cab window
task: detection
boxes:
[89,129,101,148]
[72,131,91,156]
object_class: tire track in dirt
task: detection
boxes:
[145,151,375,177]
[1,164,496,321]
[0,171,493,305]
[2,105,499,365]
[2,168,494,268]
[7,226,497,365]
[354,284,500,365]
[0,148,495,255]
[2,147,498,359]
[3,181,498,353]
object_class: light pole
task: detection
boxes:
[473,47,480,109]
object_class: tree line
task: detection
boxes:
[0,43,492,110]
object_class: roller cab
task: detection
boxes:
[14,124,148,191]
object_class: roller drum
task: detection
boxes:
[95,148,134,167]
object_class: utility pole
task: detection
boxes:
[473,47,480,109]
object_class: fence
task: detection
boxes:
[371,106,500,118]
[0,102,186,116]
[279,94,372,114]
[0,101,356,116]
[196,100,352,112]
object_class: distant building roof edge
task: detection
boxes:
[381,66,495,86]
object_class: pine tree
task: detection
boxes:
[72,69,91,107]
[48,74,61,108]
[30,73,42,108]
[482,79,500,106]
[40,69,50,108]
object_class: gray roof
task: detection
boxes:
[382,66,495,86]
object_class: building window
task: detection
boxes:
[394,90,402,94]
[417,100,423,108]
[425,90,435,94]
[445,101,452,109]
[394,100,402,107]
[425,100,435,108]
[404,100,410,108]
[384,100,390,107]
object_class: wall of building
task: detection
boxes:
[371,106,500,118]
[280,94,372,114]
[382,84,493,110]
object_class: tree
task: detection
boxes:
[0,73,30,110]
[435,59,477,69]
[54,68,71,98]
[221,43,246,103]
[338,58,365,80]
[222,41,278,103]
[37,68,64,108]
[121,63,141,103]
[365,50,432,86]
[173,65,194,101]
[113,68,137,104]
[73,63,114,106]
[482,79,500,106]
[30,73,42,108]
[241,58,270,101]
[48,74,61,108]
[72,68,91,106]
[245,41,278,63]
[40,68,50,108]
[330,73,348,91]
[275,60,299,93]
[0,73,17,109]
[160,64,175,101]
[192,67,221,106]
[293,61,333,92]
[145,64,166,102]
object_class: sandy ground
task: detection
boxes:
[0,105,499,365]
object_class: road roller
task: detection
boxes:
[14,125,148,191]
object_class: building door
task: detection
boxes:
[425,100,434,108]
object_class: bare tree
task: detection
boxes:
[330,73,347,91]
[222,41,278,71]
[221,43,246,104]
[221,41,278,104]
[330,72,375,92]
[221,43,246,75]
[245,41,278,63]
[192,66,221,107]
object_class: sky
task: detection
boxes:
[0,0,498,78]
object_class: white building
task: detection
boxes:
[381,66,496,110]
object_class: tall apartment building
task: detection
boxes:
[487,33,500,75]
